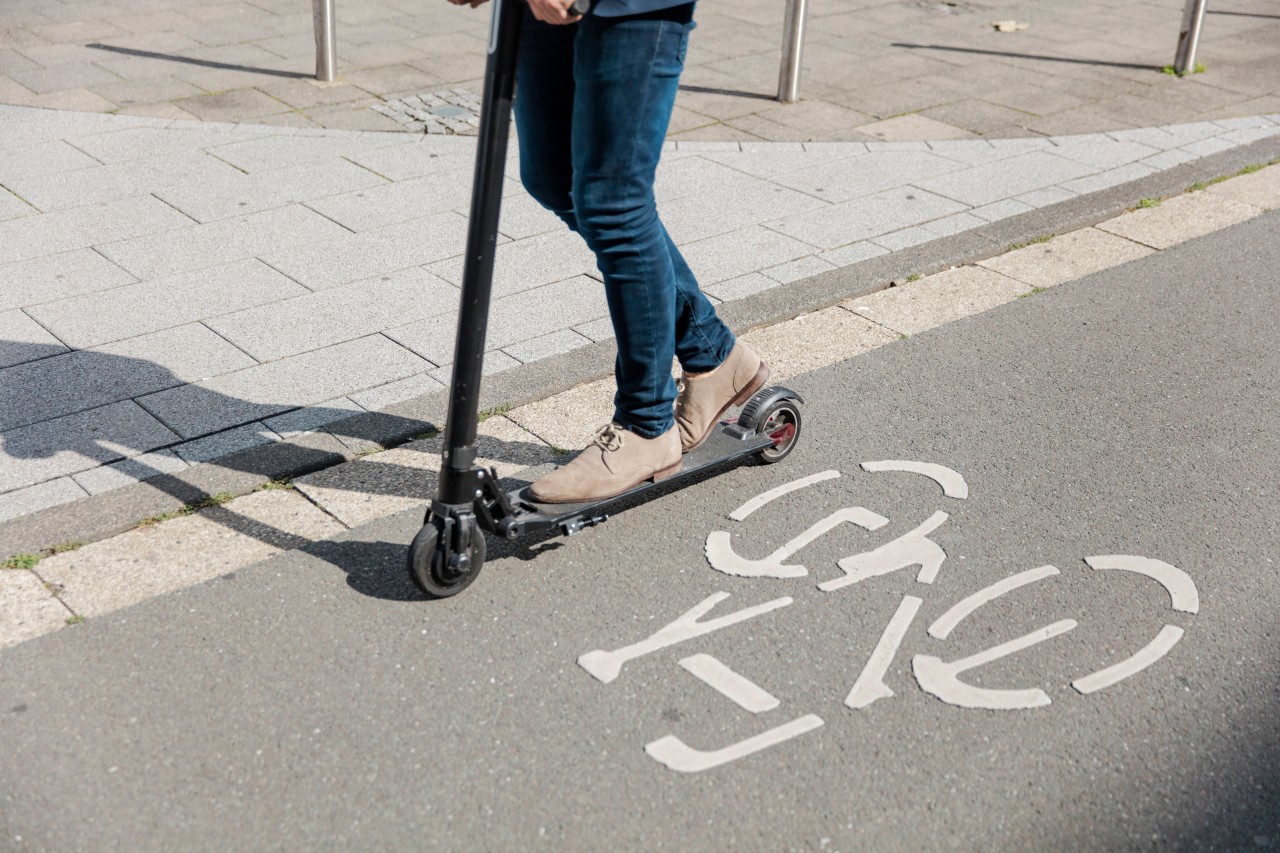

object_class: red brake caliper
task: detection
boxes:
[768,423,795,447]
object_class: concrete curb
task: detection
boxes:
[3,132,1279,559]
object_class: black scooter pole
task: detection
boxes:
[436,0,526,506]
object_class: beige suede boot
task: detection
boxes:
[530,423,682,503]
[675,342,770,452]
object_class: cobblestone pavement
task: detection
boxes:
[0,0,1278,138]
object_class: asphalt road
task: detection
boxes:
[2,214,1278,851]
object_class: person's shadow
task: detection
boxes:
[1,341,562,602]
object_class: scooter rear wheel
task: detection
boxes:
[756,399,802,464]
[407,518,486,599]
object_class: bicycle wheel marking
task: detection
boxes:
[927,565,1061,640]
[576,461,1200,774]
[1072,625,1186,695]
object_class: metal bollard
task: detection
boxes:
[777,0,808,103]
[1173,0,1208,76]
[313,0,337,82]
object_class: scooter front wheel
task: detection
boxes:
[407,517,486,599]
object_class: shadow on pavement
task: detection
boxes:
[0,343,554,563]
[85,43,312,79]
[892,42,1161,72]
[678,83,776,101]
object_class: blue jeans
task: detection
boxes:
[514,3,736,439]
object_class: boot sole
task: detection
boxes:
[682,360,771,454]
[530,459,684,505]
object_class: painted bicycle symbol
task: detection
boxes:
[577,462,1199,773]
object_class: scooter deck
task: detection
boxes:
[507,422,772,535]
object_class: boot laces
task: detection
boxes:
[591,423,625,452]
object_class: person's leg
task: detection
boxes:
[666,224,734,373]
[513,8,577,230]
[569,4,704,438]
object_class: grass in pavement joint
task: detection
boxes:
[65,615,85,626]
[2,554,42,569]
[1138,197,1161,209]
[478,403,512,423]
[255,478,294,492]
[906,273,923,282]
[137,492,237,528]
[1008,234,1054,251]
[1018,286,1048,299]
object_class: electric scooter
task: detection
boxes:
[407,0,804,598]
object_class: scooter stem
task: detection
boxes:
[437,0,525,506]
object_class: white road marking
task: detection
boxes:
[644,714,825,773]
[819,511,949,592]
[679,654,780,713]
[706,507,888,579]
[1084,555,1199,613]
[927,565,1060,640]
[913,619,1078,710]
[577,592,792,684]
[729,470,842,521]
[1072,624,1186,695]
[861,461,969,499]
[845,595,923,710]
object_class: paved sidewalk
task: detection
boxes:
[1,0,1278,138]
[2,103,1279,526]
[4,161,1278,648]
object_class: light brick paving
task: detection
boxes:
[0,58,1278,525]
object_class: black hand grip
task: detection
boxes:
[569,0,591,14]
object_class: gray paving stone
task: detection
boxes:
[139,335,430,438]
[97,204,351,281]
[0,477,87,525]
[915,151,1096,207]
[1138,148,1199,171]
[771,150,965,203]
[348,373,445,411]
[978,227,1155,289]
[261,211,469,291]
[768,187,966,251]
[703,272,779,303]
[1096,192,1262,250]
[171,422,281,464]
[763,254,837,285]
[872,226,937,252]
[495,192,565,241]
[845,265,1027,336]
[38,488,345,618]
[679,225,819,285]
[1014,186,1079,209]
[0,140,99,181]
[0,248,137,313]
[572,317,615,343]
[503,328,592,364]
[208,133,408,173]
[739,306,896,384]
[427,350,519,386]
[69,123,281,163]
[0,401,179,492]
[263,398,366,439]
[0,323,252,432]
[0,568,70,647]
[1049,139,1161,170]
[1205,164,1280,211]
[5,150,245,211]
[921,211,988,238]
[207,267,457,362]
[155,158,386,223]
[389,274,608,364]
[1180,136,1239,158]
[71,449,189,496]
[1218,126,1280,147]
[343,138,478,181]
[9,62,121,95]
[1060,162,1158,195]
[700,146,864,180]
[27,259,308,349]
[924,139,1002,165]
[0,187,37,220]
[0,310,65,369]
[305,164,474,231]
[424,228,597,298]
[659,171,831,244]
[0,195,192,266]
[818,240,889,268]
